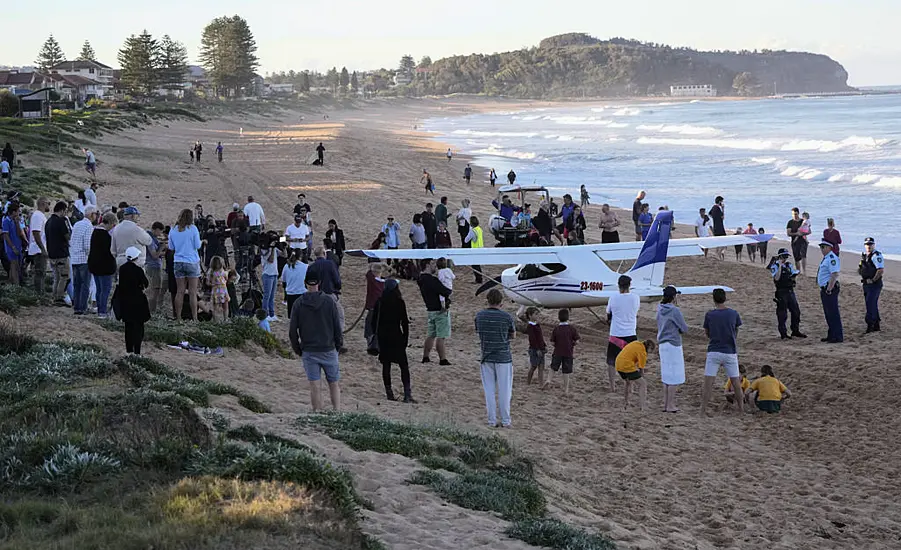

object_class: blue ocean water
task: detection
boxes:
[423,95,901,253]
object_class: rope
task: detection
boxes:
[343,306,366,334]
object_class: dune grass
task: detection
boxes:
[0,319,377,549]
[0,284,49,316]
[300,412,615,549]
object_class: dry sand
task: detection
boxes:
[17,97,901,549]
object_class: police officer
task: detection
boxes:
[770,248,806,339]
[858,237,885,333]
[817,240,843,343]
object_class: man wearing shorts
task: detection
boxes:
[605,275,640,392]
[701,288,744,415]
[289,271,342,411]
[418,260,452,365]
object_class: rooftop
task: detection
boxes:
[50,60,113,71]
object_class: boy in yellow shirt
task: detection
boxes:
[748,365,791,413]
[614,340,656,410]
[724,364,751,405]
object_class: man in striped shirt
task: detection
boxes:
[474,289,516,428]
[70,206,97,314]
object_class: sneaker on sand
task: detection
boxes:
[64,295,72,306]
[97,313,108,320]
[267,316,279,322]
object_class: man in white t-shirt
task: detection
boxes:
[605,274,640,392]
[695,207,711,258]
[243,195,265,232]
[27,197,50,294]
[285,214,311,261]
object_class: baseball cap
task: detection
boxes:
[125,246,141,261]
[123,206,140,216]
[777,248,790,257]
[818,240,834,248]
[864,237,875,245]
[662,285,680,298]
[304,271,320,286]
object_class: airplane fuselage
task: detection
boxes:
[499,263,655,308]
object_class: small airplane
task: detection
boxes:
[347,211,772,309]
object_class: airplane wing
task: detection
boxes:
[347,233,772,265]
[581,285,735,299]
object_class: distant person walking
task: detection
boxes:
[489,168,497,187]
[289,271,343,412]
[657,286,688,413]
[446,148,453,162]
[372,279,416,403]
[316,142,325,165]
[598,203,620,243]
[463,163,472,184]
[421,169,434,195]
[194,142,202,162]
[116,247,151,355]
[474,289,516,428]
[216,142,224,162]
[83,148,97,179]
[700,288,744,415]
[859,237,884,333]
[631,190,646,241]
[507,169,516,185]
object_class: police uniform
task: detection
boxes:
[770,254,803,338]
[817,244,843,343]
[859,239,885,332]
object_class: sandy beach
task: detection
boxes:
[17,96,901,549]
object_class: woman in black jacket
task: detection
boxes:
[88,212,118,318]
[116,247,151,354]
[325,219,346,265]
[371,279,415,403]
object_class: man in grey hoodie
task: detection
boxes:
[289,270,343,411]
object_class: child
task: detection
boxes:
[614,339,656,410]
[546,309,580,394]
[255,308,271,333]
[226,269,240,318]
[580,185,590,208]
[743,223,757,262]
[757,227,768,264]
[733,227,744,261]
[207,256,230,322]
[799,212,811,237]
[525,307,546,386]
[748,365,791,413]
[436,258,455,310]
[724,364,751,405]
[436,222,453,249]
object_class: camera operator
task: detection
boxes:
[233,220,256,297]
[769,248,807,340]
[203,215,230,268]
[259,232,285,321]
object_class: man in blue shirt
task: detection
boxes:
[701,288,744,415]
[2,202,23,284]
[382,216,401,249]
[858,237,885,333]
[474,289,516,428]
[817,241,842,343]
[491,195,521,223]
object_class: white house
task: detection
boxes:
[670,84,717,98]
[54,74,104,103]
[50,60,114,97]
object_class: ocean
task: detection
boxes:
[423,95,901,254]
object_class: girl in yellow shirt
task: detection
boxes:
[748,365,791,414]
[724,364,751,405]
[614,339,656,410]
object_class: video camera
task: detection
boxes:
[255,230,285,250]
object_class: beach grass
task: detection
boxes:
[0,318,377,549]
[0,284,50,316]
[300,412,615,548]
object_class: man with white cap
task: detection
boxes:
[112,206,152,267]
[858,237,885,333]
[817,240,842,343]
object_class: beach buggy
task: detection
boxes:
[488,184,551,247]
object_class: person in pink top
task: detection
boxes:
[823,218,842,256]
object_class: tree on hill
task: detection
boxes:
[418,56,432,68]
[398,55,415,74]
[199,15,260,96]
[78,40,96,62]
[339,67,350,92]
[117,30,160,95]
[350,71,359,92]
[35,35,66,71]
[157,35,189,91]
[300,71,311,92]
[732,71,761,96]
[325,67,339,94]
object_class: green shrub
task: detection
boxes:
[0,284,47,315]
[417,455,468,474]
[99,316,289,355]
[409,469,546,520]
[506,519,616,550]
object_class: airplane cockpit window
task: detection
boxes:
[517,263,567,280]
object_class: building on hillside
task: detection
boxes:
[49,60,114,97]
[53,74,104,103]
[0,70,59,94]
[393,73,412,86]
[670,84,717,97]
[20,88,52,119]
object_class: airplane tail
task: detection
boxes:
[627,211,673,288]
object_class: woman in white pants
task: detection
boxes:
[656,285,689,412]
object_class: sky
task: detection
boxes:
[5,0,901,86]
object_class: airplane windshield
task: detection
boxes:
[517,263,567,280]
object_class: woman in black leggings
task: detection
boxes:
[116,247,151,355]
[372,279,416,403]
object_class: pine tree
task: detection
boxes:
[350,71,359,92]
[78,41,96,62]
[398,55,415,74]
[157,35,189,91]
[418,56,432,68]
[339,67,350,92]
[199,15,260,96]
[300,71,311,92]
[117,30,160,95]
[35,35,66,72]
[326,67,339,94]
